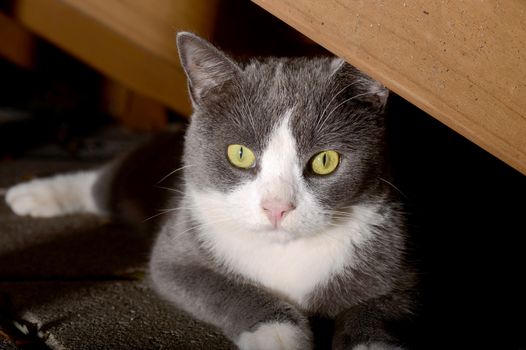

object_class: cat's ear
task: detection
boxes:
[177,32,241,107]
[331,58,389,111]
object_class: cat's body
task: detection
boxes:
[5,33,416,349]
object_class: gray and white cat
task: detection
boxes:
[5,33,416,349]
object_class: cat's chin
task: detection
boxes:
[256,226,309,244]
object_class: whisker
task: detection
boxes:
[157,164,194,184]
[143,211,172,222]
[155,185,185,195]
[143,209,187,222]
[326,209,353,215]
[143,204,226,223]
[318,92,376,132]
[178,217,232,236]
[316,81,360,130]
[142,206,202,222]
[378,177,409,199]
[330,216,354,222]
[320,207,386,228]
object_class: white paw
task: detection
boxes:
[5,171,101,218]
[5,179,68,217]
[353,342,404,350]
[235,322,312,350]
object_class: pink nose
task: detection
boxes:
[261,199,295,228]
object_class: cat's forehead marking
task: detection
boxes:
[258,108,299,201]
[263,107,294,163]
[263,108,297,162]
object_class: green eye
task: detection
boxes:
[311,150,340,175]
[227,144,256,169]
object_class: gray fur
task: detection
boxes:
[147,33,416,348]
[4,33,415,348]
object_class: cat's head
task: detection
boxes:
[177,32,389,243]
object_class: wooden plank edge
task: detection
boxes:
[14,0,192,117]
[252,0,526,175]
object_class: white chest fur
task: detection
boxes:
[198,204,380,308]
[187,111,384,307]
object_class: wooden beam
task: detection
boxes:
[252,0,526,175]
[0,12,35,70]
[102,80,168,131]
[13,0,221,117]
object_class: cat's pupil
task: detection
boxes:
[239,146,244,159]
[322,153,327,167]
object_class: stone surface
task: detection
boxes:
[0,160,151,280]
[0,281,234,350]
[0,127,234,349]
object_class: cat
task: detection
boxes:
[5,32,416,349]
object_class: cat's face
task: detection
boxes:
[178,33,388,242]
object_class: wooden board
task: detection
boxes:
[0,12,35,70]
[252,0,526,175]
[13,0,221,117]
[102,80,168,131]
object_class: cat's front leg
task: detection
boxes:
[332,295,409,350]
[150,261,312,350]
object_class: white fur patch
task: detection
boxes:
[193,188,382,306]
[5,170,101,217]
[353,342,404,350]
[236,322,312,350]
[188,110,385,307]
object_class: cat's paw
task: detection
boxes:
[352,342,404,350]
[235,322,313,350]
[5,180,67,217]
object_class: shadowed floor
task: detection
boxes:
[0,129,234,350]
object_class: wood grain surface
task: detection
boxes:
[13,0,221,117]
[252,0,526,175]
